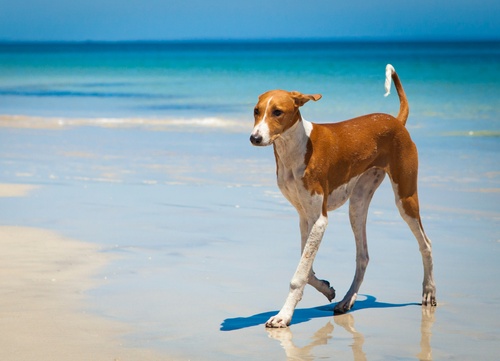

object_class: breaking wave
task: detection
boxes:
[0,114,249,133]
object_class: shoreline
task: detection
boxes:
[0,185,168,361]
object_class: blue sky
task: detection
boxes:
[0,0,498,41]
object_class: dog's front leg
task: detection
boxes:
[265,213,328,328]
[299,216,336,302]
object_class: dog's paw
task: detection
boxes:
[265,314,290,328]
[333,293,357,314]
[422,287,437,307]
[333,303,350,315]
[321,280,336,302]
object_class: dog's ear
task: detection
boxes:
[290,91,322,107]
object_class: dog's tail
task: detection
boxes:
[384,64,409,126]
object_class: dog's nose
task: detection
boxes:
[250,134,263,145]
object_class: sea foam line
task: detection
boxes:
[0,115,249,132]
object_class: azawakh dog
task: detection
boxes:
[250,64,436,328]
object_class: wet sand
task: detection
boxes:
[0,117,499,360]
[0,183,39,197]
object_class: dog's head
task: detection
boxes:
[250,90,321,146]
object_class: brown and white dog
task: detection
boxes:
[250,64,436,328]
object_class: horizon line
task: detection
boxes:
[0,36,499,44]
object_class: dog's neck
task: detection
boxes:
[273,113,312,169]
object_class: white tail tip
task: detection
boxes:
[384,64,395,97]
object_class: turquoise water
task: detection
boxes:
[1,41,499,128]
[1,41,499,360]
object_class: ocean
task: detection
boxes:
[1,41,499,124]
[0,41,499,360]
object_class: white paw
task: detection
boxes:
[422,286,437,306]
[265,314,290,328]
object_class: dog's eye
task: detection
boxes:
[254,108,260,116]
[273,109,283,117]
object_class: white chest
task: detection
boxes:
[276,163,307,209]
[277,164,360,213]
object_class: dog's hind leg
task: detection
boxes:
[388,141,437,307]
[391,183,437,307]
[334,168,386,314]
[300,216,336,302]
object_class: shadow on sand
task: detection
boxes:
[220,294,420,331]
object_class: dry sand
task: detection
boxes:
[0,185,167,361]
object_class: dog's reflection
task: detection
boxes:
[267,308,435,361]
[267,321,334,361]
[417,307,436,361]
[335,313,367,361]
[266,314,365,361]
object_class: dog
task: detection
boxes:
[249,64,436,328]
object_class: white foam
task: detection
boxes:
[0,115,248,132]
